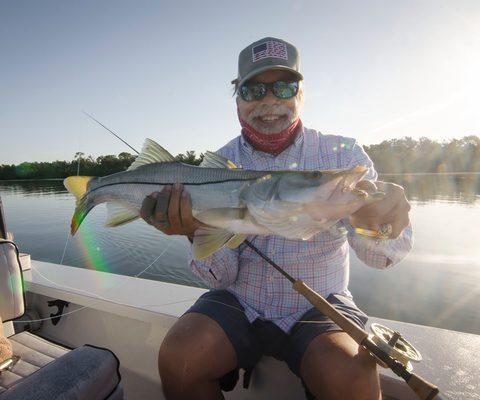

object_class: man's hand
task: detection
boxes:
[349,181,411,239]
[140,183,201,238]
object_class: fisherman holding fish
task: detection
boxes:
[146,38,412,399]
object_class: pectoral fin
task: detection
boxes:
[192,226,235,260]
[226,234,246,249]
[105,203,139,227]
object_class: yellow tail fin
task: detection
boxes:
[64,176,94,202]
[64,176,95,235]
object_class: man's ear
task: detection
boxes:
[297,84,305,107]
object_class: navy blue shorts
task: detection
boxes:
[185,290,368,376]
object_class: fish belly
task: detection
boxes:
[188,181,245,212]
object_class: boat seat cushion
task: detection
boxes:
[0,331,123,399]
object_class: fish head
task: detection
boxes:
[246,167,370,205]
[301,166,386,221]
[275,166,367,203]
[243,166,384,239]
[275,170,329,203]
[274,166,384,222]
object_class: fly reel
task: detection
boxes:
[369,323,422,371]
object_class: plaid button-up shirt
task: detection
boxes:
[190,127,413,332]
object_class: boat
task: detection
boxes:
[1,202,480,399]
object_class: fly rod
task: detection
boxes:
[243,240,442,400]
[84,111,444,400]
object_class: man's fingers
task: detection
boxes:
[179,190,196,230]
[355,180,377,193]
[140,192,159,224]
[368,182,407,216]
[391,219,409,239]
[389,211,411,239]
[154,186,172,225]
[168,183,183,228]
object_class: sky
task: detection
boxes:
[1,0,479,164]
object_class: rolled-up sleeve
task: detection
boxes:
[189,246,239,289]
[345,140,413,269]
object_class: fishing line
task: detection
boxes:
[139,297,343,326]
[15,241,173,324]
[59,231,72,265]
[11,113,342,328]
[14,115,153,323]
[41,114,442,399]
[17,112,184,324]
[56,114,335,325]
[82,110,139,154]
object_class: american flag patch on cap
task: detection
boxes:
[252,40,288,62]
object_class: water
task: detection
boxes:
[1,174,479,335]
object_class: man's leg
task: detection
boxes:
[300,331,381,400]
[158,312,237,400]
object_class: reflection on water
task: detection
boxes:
[1,174,479,335]
[381,173,480,204]
[0,179,66,195]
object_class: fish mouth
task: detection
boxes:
[313,166,368,202]
[338,166,368,189]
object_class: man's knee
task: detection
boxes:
[301,332,381,400]
[341,348,380,398]
[158,313,237,384]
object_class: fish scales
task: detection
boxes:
[64,138,379,259]
[86,163,268,212]
[91,163,266,190]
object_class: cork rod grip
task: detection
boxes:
[407,373,441,400]
[292,280,368,344]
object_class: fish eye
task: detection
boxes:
[310,171,321,179]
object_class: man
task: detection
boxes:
[141,37,412,400]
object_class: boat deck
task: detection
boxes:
[9,260,480,399]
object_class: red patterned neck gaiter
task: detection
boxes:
[239,115,303,156]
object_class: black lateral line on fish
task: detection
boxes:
[87,178,260,193]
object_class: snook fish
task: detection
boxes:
[64,138,382,259]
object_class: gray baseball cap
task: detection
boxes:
[233,37,303,90]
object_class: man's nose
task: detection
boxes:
[260,89,279,105]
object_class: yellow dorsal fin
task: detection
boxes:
[127,138,175,171]
[64,176,94,202]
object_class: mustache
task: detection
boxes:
[249,104,293,119]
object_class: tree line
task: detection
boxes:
[1,136,479,180]
[364,135,480,174]
[0,151,203,180]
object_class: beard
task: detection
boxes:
[243,104,298,134]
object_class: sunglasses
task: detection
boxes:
[239,80,299,102]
